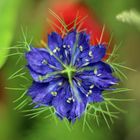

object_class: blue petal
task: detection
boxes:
[25,47,63,75]
[48,32,62,50]
[63,30,76,46]
[72,32,90,66]
[92,72,119,89]
[52,82,86,122]
[77,62,118,90]
[88,87,103,102]
[62,30,76,64]
[78,31,90,48]
[76,44,106,68]
[48,32,67,63]
[74,77,103,102]
[28,82,53,105]
[85,61,113,73]
[27,65,62,83]
[90,44,106,62]
[52,83,72,118]
[79,72,118,90]
[28,78,64,105]
[69,101,86,122]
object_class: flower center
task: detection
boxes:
[61,66,76,79]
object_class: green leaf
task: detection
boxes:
[0,0,21,69]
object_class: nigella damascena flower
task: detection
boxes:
[25,30,118,122]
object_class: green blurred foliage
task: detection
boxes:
[1,0,140,140]
[0,0,21,69]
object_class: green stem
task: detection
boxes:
[77,66,95,72]
[39,71,62,81]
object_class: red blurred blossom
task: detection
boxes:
[43,3,113,59]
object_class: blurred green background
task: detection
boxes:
[0,0,140,140]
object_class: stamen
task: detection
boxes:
[82,62,90,66]
[67,45,70,49]
[79,45,83,51]
[42,60,48,65]
[90,84,94,89]
[48,64,57,69]
[63,45,66,48]
[94,68,98,75]
[97,73,102,76]
[88,90,92,94]
[53,47,60,53]
[53,49,57,53]
[67,99,71,103]
[88,51,93,57]
[110,82,117,84]
[56,47,60,51]
[38,76,43,82]
[50,52,53,56]
[86,90,92,97]
[51,91,57,96]
[85,59,89,62]
[58,82,63,86]
[77,81,81,86]
[67,97,75,103]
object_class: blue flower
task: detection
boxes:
[25,30,119,122]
